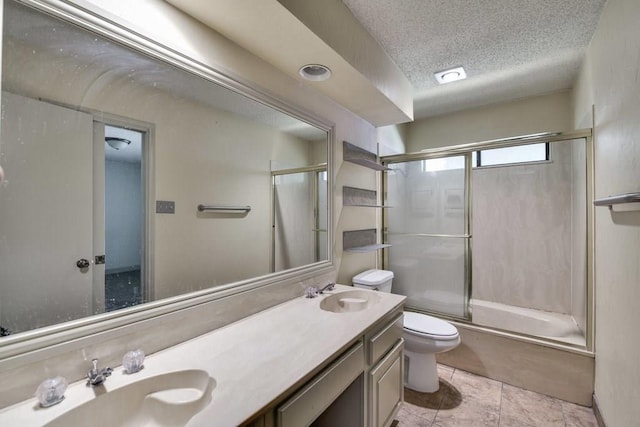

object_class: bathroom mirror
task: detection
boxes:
[0,0,330,337]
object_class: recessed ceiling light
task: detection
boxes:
[299,64,332,81]
[435,66,467,84]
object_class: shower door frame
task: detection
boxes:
[381,151,473,321]
[381,129,595,351]
[270,163,328,273]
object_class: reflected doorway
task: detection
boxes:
[102,125,145,311]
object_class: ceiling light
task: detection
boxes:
[299,64,332,81]
[105,137,132,150]
[435,66,467,84]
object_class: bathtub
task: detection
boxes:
[470,299,585,346]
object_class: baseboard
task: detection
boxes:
[592,394,606,427]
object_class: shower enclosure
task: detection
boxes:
[382,131,593,349]
[271,165,328,272]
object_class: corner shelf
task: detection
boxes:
[343,229,391,253]
[343,141,390,171]
[343,186,391,208]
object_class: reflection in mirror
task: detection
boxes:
[0,0,328,336]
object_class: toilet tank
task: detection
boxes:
[352,269,394,292]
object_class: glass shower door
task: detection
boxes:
[384,155,471,319]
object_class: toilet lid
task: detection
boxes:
[403,311,458,337]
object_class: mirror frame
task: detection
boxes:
[0,0,335,359]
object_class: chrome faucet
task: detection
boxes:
[86,358,112,387]
[318,282,335,294]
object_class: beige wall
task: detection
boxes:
[406,90,573,151]
[573,0,640,424]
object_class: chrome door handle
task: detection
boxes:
[76,258,90,269]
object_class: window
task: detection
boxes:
[420,142,549,172]
[475,143,549,167]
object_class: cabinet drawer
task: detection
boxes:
[368,313,403,365]
[369,339,404,427]
[277,342,364,427]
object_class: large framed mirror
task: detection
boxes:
[0,0,331,341]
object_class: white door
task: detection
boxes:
[0,92,95,333]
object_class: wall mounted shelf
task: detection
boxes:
[343,186,391,208]
[343,141,390,171]
[343,229,391,253]
[344,244,392,253]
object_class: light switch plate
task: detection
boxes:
[156,200,175,214]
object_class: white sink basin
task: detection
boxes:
[320,290,381,313]
[45,369,215,427]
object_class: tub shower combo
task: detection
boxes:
[381,130,593,350]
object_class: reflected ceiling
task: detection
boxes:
[3,1,325,141]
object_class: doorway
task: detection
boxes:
[102,125,146,312]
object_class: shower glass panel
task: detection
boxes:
[384,155,470,319]
[272,167,327,272]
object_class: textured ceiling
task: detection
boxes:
[343,0,606,118]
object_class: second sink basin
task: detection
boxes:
[320,290,381,313]
[45,369,215,427]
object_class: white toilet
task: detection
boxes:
[352,269,460,393]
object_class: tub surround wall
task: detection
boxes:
[572,0,640,424]
[472,142,573,314]
[437,323,594,406]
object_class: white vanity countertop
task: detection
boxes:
[0,285,405,426]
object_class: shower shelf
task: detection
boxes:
[343,229,391,253]
[343,186,391,208]
[343,141,390,171]
[344,244,392,253]
[593,192,640,209]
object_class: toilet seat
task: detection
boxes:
[403,311,459,341]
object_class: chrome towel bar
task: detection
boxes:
[197,204,251,212]
[593,192,640,209]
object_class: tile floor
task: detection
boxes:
[394,364,598,427]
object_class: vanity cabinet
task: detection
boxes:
[277,342,365,427]
[246,308,404,427]
[365,312,404,427]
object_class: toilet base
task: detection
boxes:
[404,350,439,393]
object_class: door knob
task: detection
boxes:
[76,258,90,269]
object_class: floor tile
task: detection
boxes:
[393,366,598,427]
[437,363,455,382]
[561,401,598,427]
[395,402,435,426]
[499,384,564,427]
[433,370,502,426]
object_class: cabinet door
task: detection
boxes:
[277,342,364,427]
[369,339,404,427]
